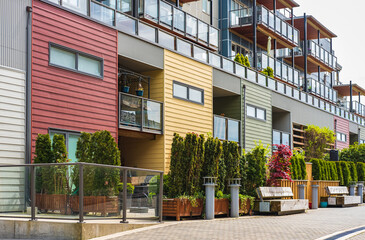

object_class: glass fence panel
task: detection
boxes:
[214,116,226,140]
[143,99,162,130]
[126,169,161,220]
[173,8,184,32]
[160,1,172,26]
[293,29,299,44]
[222,58,234,73]
[268,78,276,90]
[120,94,142,127]
[262,54,268,69]
[116,13,136,35]
[288,25,293,41]
[158,31,174,49]
[269,56,274,69]
[257,74,266,86]
[236,64,246,78]
[34,165,79,220]
[275,61,281,78]
[138,22,156,42]
[209,53,221,68]
[275,16,281,32]
[288,67,293,83]
[227,119,240,142]
[90,2,115,26]
[313,98,319,108]
[246,68,256,82]
[176,39,192,57]
[0,166,29,218]
[300,92,306,102]
[277,82,284,94]
[320,100,325,110]
[194,46,208,62]
[285,85,292,97]
[186,15,197,38]
[307,95,313,105]
[282,21,287,38]
[261,7,268,25]
[210,27,219,47]
[198,21,208,43]
[268,11,275,29]
[294,70,299,86]
[293,89,299,100]
[145,0,158,19]
[282,64,288,81]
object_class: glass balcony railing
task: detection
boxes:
[257,52,302,87]
[140,0,219,49]
[48,0,365,126]
[213,115,240,143]
[119,92,163,133]
[307,77,338,103]
[230,5,299,46]
[307,40,337,69]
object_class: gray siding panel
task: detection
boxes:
[272,92,334,130]
[0,0,31,71]
[243,80,272,152]
[360,127,365,141]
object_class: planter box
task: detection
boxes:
[70,196,118,216]
[163,198,203,221]
[214,198,229,216]
[239,198,253,215]
[36,194,68,214]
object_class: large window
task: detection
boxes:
[49,43,103,78]
[49,129,81,163]
[336,132,347,142]
[202,0,210,13]
[62,0,87,14]
[246,104,266,121]
[273,130,291,147]
[173,81,204,104]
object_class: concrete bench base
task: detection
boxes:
[254,199,308,215]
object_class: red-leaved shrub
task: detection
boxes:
[267,144,293,186]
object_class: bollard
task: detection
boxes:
[311,184,319,209]
[358,182,364,203]
[229,179,241,218]
[349,184,356,196]
[203,177,217,220]
[298,184,306,199]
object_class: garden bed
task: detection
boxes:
[163,198,204,221]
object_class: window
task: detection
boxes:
[336,132,347,142]
[62,0,87,14]
[202,0,210,13]
[273,130,290,148]
[49,43,103,78]
[360,140,365,144]
[231,42,250,60]
[173,81,204,104]
[246,104,266,121]
[49,129,81,163]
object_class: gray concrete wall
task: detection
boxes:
[0,0,31,71]
[272,111,291,133]
[118,32,164,70]
[272,92,334,130]
[213,68,241,95]
[349,122,359,134]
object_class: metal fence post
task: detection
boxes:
[30,165,36,221]
[121,169,128,223]
[159,172,163,222]
[79,164,84,223]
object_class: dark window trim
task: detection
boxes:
[173,80,204,105]
[272,129,291,146]
[48,42,104,79]
[246,104,266,122]
[48,128,82,153]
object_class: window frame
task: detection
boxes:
[49,42,104,79]
[48,128,82,159]
[173,80,204,105]
[336,132,347,143]
[246,104,266,121]
[202,0,210,14]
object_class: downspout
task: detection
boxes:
[303,13,308,92]
[243,84,246,150]
[25,5,32,205]
[252,0,257,68]
[210,0,213,25]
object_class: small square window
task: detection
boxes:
[257,108,265,120]
[247,105,255,118]
[189,88,202,103]
[173,84,188,99]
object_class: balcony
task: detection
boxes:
[119,92,163,134]
[281,40,337,73]
[139,0,219,50]
[307,77,338,103]
[213,115,240,143]
[230,5,299,49]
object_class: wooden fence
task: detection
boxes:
[311,180,340,204]
[278,180,308,199]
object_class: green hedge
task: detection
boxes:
[357,162,365,182]
[290,151,307,180]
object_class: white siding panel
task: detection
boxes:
[0,65,26,212]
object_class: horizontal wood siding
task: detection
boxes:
[0,66,26,211]
[121,70,165,171]
[32,1,118,159]
[164,50,213,172]
[334,115,349,150]
[243,80,272,153]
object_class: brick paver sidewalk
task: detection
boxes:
[108,206,365,240]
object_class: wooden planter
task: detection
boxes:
[36,194,68,214]
[163,198,204,221]
[239,198,253,215]
[70,196,119,216]
[214,198,229,216]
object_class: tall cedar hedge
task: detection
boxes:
[290,151,307,180]
[222,141,240,193]
[357,162,365,182]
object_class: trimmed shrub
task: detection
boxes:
[34,134,53,164]
[290,156,298,180]
[223,141,240,193]
[262,67,274,78]
[336,161,344,185]
[340,144,365,163]
[340,161,352,186]
[349,162,358,183]
[330,162,338,181]
[311,159,322,180]
[202,136,223,178]
[168,134,185,198]
[357,162,365,182]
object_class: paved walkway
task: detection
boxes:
[100,206,365,240]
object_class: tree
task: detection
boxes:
[304,125,335,159]
[267,144,292,186]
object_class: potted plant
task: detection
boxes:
[122,75,130,93]
[136,82,144,96]
[239,195,255,215]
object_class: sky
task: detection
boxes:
[294,0,365,88]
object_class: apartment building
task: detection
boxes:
[1,0,365,211]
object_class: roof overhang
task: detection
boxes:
[257,0,299,10]
[291,15,337,40]
[333,84,365,97]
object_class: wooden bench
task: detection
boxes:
[254,187,308,215]
[322,186,361,207]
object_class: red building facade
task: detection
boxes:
[31,0,118,158]
[334,115,350,150]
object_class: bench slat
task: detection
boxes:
[326,186,349,195]
[258,187,294,199]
